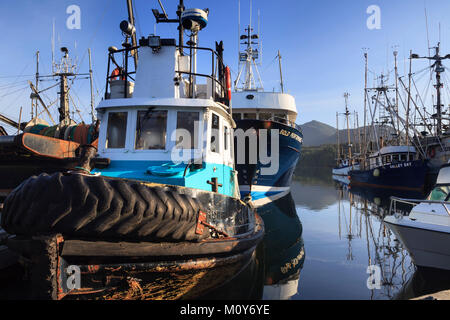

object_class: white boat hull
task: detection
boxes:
[384,216,450,270]
[332,164,360,176]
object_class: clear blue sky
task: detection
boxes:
[1,0,450,130]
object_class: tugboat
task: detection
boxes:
[1,2,264,299]
[232,19,303,207]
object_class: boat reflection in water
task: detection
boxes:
[334,176,450,299]
[259,193,305,300]
[334,178,417,299]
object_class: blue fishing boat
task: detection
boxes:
[1,1,264,299]
[232,19,302,207]
[349,146,429,192]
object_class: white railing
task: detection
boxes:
[389,196,450,216]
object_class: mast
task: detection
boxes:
[32,51,40,120]
[278,50,284,93]
[363,50,369,168]
[126,0,138,68]
[336,112,340,166]
[57,49,71,124]
[88,48,96,122]
[406,50,412,147]
[435,44,444,135]
[344,93,352,165]
[411,42,450,136]
[152,0,184,54]
[393,49,400,143]
[235,2,263,92]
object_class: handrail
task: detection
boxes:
[104,43,229,104]
[389,196,450,216]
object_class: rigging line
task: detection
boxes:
[411,77,428,117]
[0,86,29,114]
[0,81,30,91]
[0,74,35,79]
[67,5,111,93]
[133,0,142,39]
[0,85,30,99]
[37,81,60,94]
[68,93,84,123]
[411,64,432,77]
[444,75,450,107]
[71,87,90,115]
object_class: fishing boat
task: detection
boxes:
[0,47,100,201]
[232,17,302,208]
[1,1,264,299]
[348,53,430,192]
[349,144,429,192]
[332,93,360,176]
[385,163,450,271]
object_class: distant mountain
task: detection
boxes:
[300,121,336,147]
[300,120,396,147]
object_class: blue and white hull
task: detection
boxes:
[235,119,302,207]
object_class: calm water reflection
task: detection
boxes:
[289,173,450,300]
[206,171,450,300]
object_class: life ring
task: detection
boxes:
[428,147,436,159]
[110,67,125,81]
[225,66,232,102]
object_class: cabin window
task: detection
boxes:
[224,126,229,151]
[106,112,128,149]
[243,113,257,120]
[400,154,407,162]
[232,113,242,121]
[135,110,167,150]
[275,113,287,124]
[175,111,199,149]
[259,113,272,120]
[392,154,399,163]
[210,113,220,153]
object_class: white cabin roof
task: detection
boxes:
[97,97,222,109]
[380,146,416,154]
[370,145,416,157]
[436,165,450,184]
[231,91,297,115]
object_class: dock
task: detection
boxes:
[412,290,450,300]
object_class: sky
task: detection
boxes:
[1,0,450,131]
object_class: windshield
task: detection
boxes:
[428,185,450,201]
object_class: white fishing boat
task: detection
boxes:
[385,163,450,270]
[332,93,360,176]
